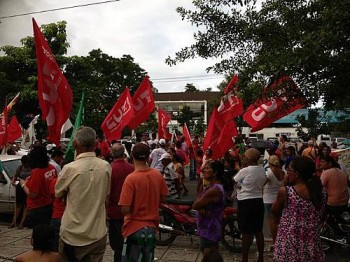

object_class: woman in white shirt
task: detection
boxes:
[263,155,285,250]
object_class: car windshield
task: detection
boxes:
[2,159,20,180]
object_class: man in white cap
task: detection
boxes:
[149,138,167,171]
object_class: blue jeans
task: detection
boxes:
[121,227,155,262]
[189,158,196,179]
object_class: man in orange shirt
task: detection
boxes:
[302,140,317,161]
[119,143,168,262]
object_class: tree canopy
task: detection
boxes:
[167,0,350,110]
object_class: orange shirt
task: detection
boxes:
[119,168,168,238]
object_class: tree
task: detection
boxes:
[184,83,200,92]
[193,116,206,136]
[167,0,350,110]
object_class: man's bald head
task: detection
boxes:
[111,143,125,159]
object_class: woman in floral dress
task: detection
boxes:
[272,156,327,262]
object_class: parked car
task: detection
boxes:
[247,140,273,156]
[0,155,22,213]
[332,137,347,149]
[317,134,332,146]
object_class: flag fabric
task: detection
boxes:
[217,94,243,122]
[128,76,155,130]
[217,119,238,156]
[183,123,193,151]
[65,92,85,162]
[223,74,239,95]
[6,116,22,143]
[33,18,73,145]
[21,114,40,149]
[6,93,20,112]
[61,118,73,135]
[101,88,134,142]
[243,75,307,132]
[157,108,172,140]
[0,105,7,147]
[263,150,271,173]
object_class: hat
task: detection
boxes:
[244,148,261,162]
[132,143,150,160]
[308,140,314,146]
[159,139,166,145]
[159,152,171,161]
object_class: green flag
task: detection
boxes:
[65,92,85,162]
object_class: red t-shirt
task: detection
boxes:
[108,159,134,219]
[98,140,110,158]
[26,165,57,210]
[50,177,66,219]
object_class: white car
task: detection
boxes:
[0,155,22,213]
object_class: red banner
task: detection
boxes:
[217,94,243,122]
[243,75,306,132]
[217,120,238,156]
[101,88,134,142]
[33,18,73,145]
[158,108,172,140]
[128,76,155,130]
[6,116,22,143]
[0,107,7,147]
[223,74,239,95]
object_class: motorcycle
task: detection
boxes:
[320,210,350,251]
[156,198,242,253]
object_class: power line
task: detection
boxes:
[152,76,224,83]
[0,0,119,20]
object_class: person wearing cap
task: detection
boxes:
[160,152,180,199]
[149,138,167,171]
[302,140,317,160]
[233,148,267,262]
[119,143,168,262]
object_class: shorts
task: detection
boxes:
[237,198,264,234]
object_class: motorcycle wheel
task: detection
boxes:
[155,210,178,246]
[221,216,242,253]
[320,222,336,252]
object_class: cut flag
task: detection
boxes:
[33,18,73,145]
[128,76,155,130]
[158,108,172,140]
[243,75,307,132]
[101,88,134,142]
[223,74,239,95]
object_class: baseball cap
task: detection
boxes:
[132,143,150,160]
[159,152,171,161]
[159,139,166,145]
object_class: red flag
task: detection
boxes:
[158,108,172,140]
[101,88,134,142]
[6,93,20,112]
[0,105,7,147]
[217,94,243,122]
[217,120,238,156]
[33,18,73,145]
[243,75,306,132]
[183,123,193,150]
[128,76,155,130]
[6,116,22,143]
[223,74,239,95]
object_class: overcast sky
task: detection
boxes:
[0,0,225,93]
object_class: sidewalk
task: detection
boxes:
[0,225,274,261]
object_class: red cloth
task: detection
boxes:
[128,76,155,130]
[33,18,73,145]
[223,74,239,95]
[158,108,172,140]
[50,177,65,219]
[26,165,57,210]
[98,140,110,158]
[6,116,22,143]
[101,87,134,141]
[108,159,134,219]
[243,75,306,132]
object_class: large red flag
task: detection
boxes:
[128,76,155,130]
[223,74,239,95]
[183,123,193,150]
[158,108,172,140]
[217,94,243,122]
[101,88,134,142]
[217,120,238,156]
[33,18,73,145]
[6,116,22,143]
[0,106,7,147]
[243,75,306,132]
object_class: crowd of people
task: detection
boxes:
[3,129,350,262]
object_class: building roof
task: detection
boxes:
[154,91,221,101]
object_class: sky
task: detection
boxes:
[0,0,226,93]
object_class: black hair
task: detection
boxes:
[173,153,182,163]
[28,145,49,169]
[32,224,55,253]
[132,143,150,161]
[320,155,341,169]
[206,160,225,183]
[175,140,182,149]
[197,149,203,157]
[51,148,64,158]
[290,156,323,209]
[286,146,296,155]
